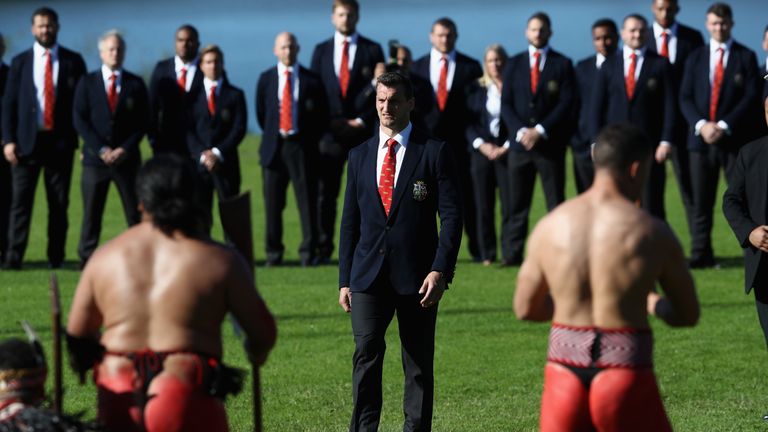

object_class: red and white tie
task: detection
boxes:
[43,49,55,130]
[531,50,541,95]
[625,53,637,100]
[339,39,350,98]
[436,55,448,111]
[280,70,293,133]
[178,67,187,92]
[379,138,397,216]
[107,73,118,114]
[710,47,724,121]
[207,84,217,116]
[659,32,669,59]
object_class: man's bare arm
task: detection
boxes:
[650,226,700,327]
[66,266,103,338]
[514,225,553,321]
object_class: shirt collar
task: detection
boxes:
[653,21,678,38]
[430,47,456,62]
[379,122,412,149]
[528,45,550,56]
[33,42,58,58]
[334,31,358,46]
[709,38,732,52]
[204,77,222,93]
[596,53,607,68]
[277,62,298,75]
[623,45,645,59]
[174,55,197,71]
[101,64,121,81]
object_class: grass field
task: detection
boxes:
[0,135,765,431]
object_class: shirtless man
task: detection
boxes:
[514,123,699,432]
[66,155,277,432]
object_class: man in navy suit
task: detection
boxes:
[310,0,385,264]
[590,13,675,221]
[73,30,147,268]
[148,24,203,157]
[338,72,462,431]
[762,26,768,105]
[572,19,619,193]
[646,0,705,238]
[257,32,328,266]
[1,7,86,269]
[412,17,483,262]
[0,33,10,264]
[187,45,246,234]
[501,12,575,264]
[680,2,761,268]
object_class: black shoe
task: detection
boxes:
[48,261,63,269]
[265,259,282,267]
[689,257,720,269]
[499,258,522,268]
[313,254,331,266]
[762,413,768,422]
[3,260,21,270]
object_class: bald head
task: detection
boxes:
[274,32,299,66]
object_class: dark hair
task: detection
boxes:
[176,24,199,41]
[593,124,654,172]
[623,13,648,27]
[707,3,733,20]
[136,155,204,236]
[376,71,414,100]
[332,0,359,14]
[0,339,42,370]
[528,12,552,29]
[592,18,618,35]
[31,7,58,24]
[432,17,457,34]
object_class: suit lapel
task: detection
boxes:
[633,56,652,101]
[325,42,342,98]
[363,136,384,216]
[96,72,112,116]
[297,67,307,127]
[389,133,425,218]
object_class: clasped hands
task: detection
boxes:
[339,271,446,313]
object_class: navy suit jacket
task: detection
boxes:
[411,52,482,152]
[2,46,86,155]
[0,63,8,141]
[73,69,148,167]
[148,57,203,155]
[310,35,384,138]
[338,127,462,294]
[680,41,761,151]
[723,135,768,294]
[187,79,246,179]
[589,51,675,144]
[255,65,328,167]
[465,83,508,147]
[501,49,575,152]
[572,55,601,155]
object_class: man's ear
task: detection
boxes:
[628,160,641,179]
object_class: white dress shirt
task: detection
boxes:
[174,55,198,93]
[528,44,549,71]
[277,62,300,135]
[622,45,645,80]
[333,31,358,79]
[429,48,456,93]
[596,53,607,69]
[376,123,411,187]
[101,64,122,96]
[694,38,733,135]
[33,42,59,128]
[653,21,679,64]
[472,83,510,149]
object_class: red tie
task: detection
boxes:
[178,67,187,92]
[280,70,293,133]
[379,138,397,216]
[339,39,350,98]
[107,73,118,114]
[531,50,541,94]
[207,84,216,116]
[437,55,448,111]
[626,53,637,100]
[710,47,724,121]
[660,32,669,59]
[43,49,55,130]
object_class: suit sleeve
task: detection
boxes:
[721,51,759,130]
[679,54,704,125]
[186,98,205,157]
[310,44,323,75]
[538,58,576,137]
[215,89,247,154]
[72,78,105,156]
[255,74,267,130]
[464,85,485,147]
[338,149,361,288]
[431,141,463,283]
[2,58,21,145]
[660,61,676,144]
[121,80,149,154]
[723,147,758,248]
[147,63,163,149]
[500,59,525,137]
[588,65,609,141]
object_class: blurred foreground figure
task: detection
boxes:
[66,155,276,432]
[514,124,699,432]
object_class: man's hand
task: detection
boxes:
[701,122,724,145]
[201,149,220,172]
[346,119,364,129]
[749,225,768,253]
[655,144,672,163]
[478,143,497,160]
[647,291,662,316]
[3,143,19,166]
[418,271,445,308]
[109,147,126,165]
[520,128,541,151]
[339,287,352,313]
[493,146,509,160]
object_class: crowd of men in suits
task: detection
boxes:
[0,0,767,270]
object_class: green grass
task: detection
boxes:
[0,136,764,431]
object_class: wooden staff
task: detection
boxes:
[49,273,63,414]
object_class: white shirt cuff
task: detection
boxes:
[502,140,511,149]
[716,120,731,135]
[659,141,671,147]
[534,124,548,140]
[354,118,365,127]
[472,138,484,150]
[694,119,706,136]
[212,147,224,161]
[515,127,527,143]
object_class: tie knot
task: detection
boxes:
[45,49,51,57]
[533,50,541,59]
[210,84,217,92]
[717,46,724,54]
[630,52,637,61]
[386,138,398,150]
[110,73,117,81]
[285,69,291,77]
[661,31,669,40]
[343,39,349,48]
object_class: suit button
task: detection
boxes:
[378,248,385,255]
[385,226,390,231]
[530,118,537,124]
[529,102,535,109]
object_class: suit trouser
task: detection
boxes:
[316,144,347,259]
[0,158,11,261]
[689,145,737,261]
[752,267,768,350]
[6,135,73,266]
[78,160,141,263]
[669,139,695,234]
[350,279,438,432]
[469,150,512,261]
[456,151,480,260]
[262,137,317,263]
[572,150,595,195]
[642,158,667,221]
[197,162,240,235]
[507,147,565,261]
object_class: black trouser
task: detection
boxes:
[689,145,737,261]
[642,157,667,221]
[262,137,317,264]
[350,274,438,432]
[507,147,565,261]
[197,163,240,235]
[456,151,480,260]
[572,150,594,195]
[0,158,11,262]
[316,143,347,259]
[753,267,768,350]
[670,142,695,235]
[77,160,141,263]
[469,150,512,261]
[6,135,74,266]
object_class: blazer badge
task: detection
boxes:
[646,78,658,91]
[221,109,231,121]
[547,80,559,94]
[413,180,428,202]
[733,73,743,87]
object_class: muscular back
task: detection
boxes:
[516,190,694,329]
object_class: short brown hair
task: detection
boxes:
[707,3,733,20]
[200,44,224,64]
[593,123,653,173]
[376,71,414,100]
[332,0,359,14]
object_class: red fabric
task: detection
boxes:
[540,363,672,432]
[43,50,55,130]
[437,56,448,111]
[280,70,293,133]
[710,47,724,121]
[339,40,350,98]
[208,84,217,117]
[378,138,397,216]
[531,50,541,95]
[659,32,669,59]
[177,67,187,93]
[107,73,118,114]
[625,53,637,100]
